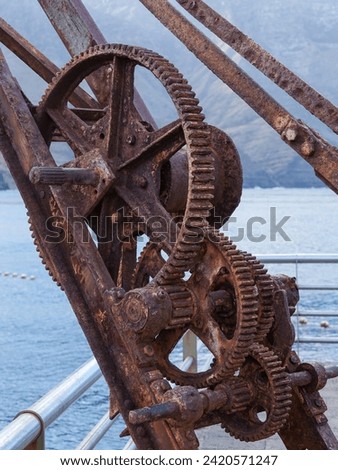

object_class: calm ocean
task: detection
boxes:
[1,187,338,449]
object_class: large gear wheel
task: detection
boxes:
[133,229,259,387]
[221,343,292,442]
[34,44,216,287]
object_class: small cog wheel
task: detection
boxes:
[221,343,292,442]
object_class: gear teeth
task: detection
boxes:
[222,377,253,413]
[221,344,292,442]
[36,43,215,286]
[240,251,274,342]
[27,213,64,290]
[40,44,278,390]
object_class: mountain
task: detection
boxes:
[1,0,338,189]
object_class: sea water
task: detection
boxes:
[0,187,338,449]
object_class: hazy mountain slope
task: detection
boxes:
[1,0,338,188]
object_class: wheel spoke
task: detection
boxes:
[47,107,92,154]
[155,327,187,358]
[141,247,166,280]
[191,310,227,358]
[117,119,185,170]
[104,56,136,162]
[95,197,138,290]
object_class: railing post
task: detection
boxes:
[13,410,45,450]
[25,433,45,450]
[183,330,197,373]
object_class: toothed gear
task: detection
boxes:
[239,252,274,342]
[35,44,215,287]
[133,230,259,387]
[28,213,63,289]
[217,377,253,414]
[221,343,292,442]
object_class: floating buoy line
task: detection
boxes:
[1,271,36,280]
[298,316,331,329]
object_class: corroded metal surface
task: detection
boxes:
[0,0,338,450]
[176,0,338,135]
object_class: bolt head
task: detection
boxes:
[112,288,125,301]
[136,426,146,437]
[290,355,298,365]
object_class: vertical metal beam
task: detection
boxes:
[183,330,197,373]
[38,0,157,127]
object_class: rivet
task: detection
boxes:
[126,135,136,145]
[289,355,298,365]
[301,140,315,157]
[137,176,148,188]
[157,289,167,300]
[143,345,154,357]
[136,426,146,437]
[124,399,132,408]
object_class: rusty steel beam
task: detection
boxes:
[176,0,338,135]
[139,0,338,193]
[38,0,157,128]
[0,18,96,109]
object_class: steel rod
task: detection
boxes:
[295,337,338,344]
[257,254,338,264]
[29,166,100,186]
[76,411,120,450]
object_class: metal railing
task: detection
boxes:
[258,253,338,346]
[0,254,337,450]
[0,335,198,450]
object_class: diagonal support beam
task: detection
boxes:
[176,0,338,135]
[0,18,97,108]
[139,0,338,194]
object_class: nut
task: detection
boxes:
[284,126,298,142]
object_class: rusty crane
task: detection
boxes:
[0,0,338,449]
